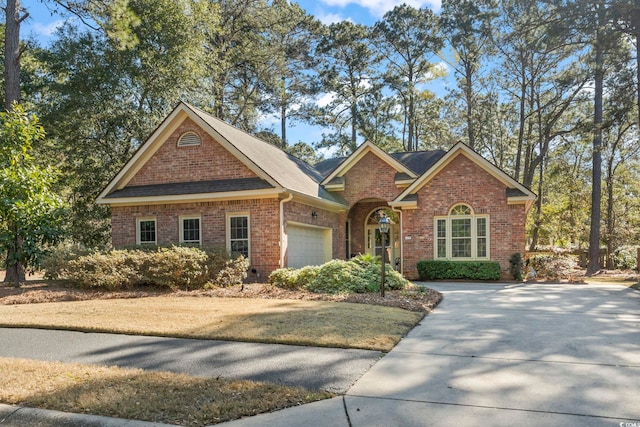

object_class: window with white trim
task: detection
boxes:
[137,217,157,245]
[227,213,250,259]
[180,215,201,245]
[177,131,201,147]
[434,204,489,260]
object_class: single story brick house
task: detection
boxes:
[97,101,536,280]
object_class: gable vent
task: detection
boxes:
[177,132,201,147]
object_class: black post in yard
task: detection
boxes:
[378,212,390,297]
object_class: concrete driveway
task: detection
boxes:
[344,282,640,426]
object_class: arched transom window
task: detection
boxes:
[434,203,489,260]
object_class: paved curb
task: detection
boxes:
[0,404,179,427]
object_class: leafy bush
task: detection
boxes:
[305,259,370,293]
[41,242,94,280]
[528,254,578,279]
[55,245,247,290]
[214,256,249,287]
[416,260,501,280]
[268,257,410,294]
[137,246,210,290]
[509,253,524,281]
[67,250,144,290]
[612,246,637,270]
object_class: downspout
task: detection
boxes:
[392,206,403,275]
[280,192,294,267]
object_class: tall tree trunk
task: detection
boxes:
[280,77,287,148]
[635,0,640,128]
[605,164,615,269]
[407,84,415,151]
[465,66,475,149]
[3,0,25,286]
[4,0,21,110]
[587,12,605,275]
[528,156,544,251]
[514,70,526,182]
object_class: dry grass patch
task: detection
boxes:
[0,357,331,426]
[0,296,423,351]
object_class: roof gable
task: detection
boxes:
[393,142,536,210]
[97,102,347,208]
[320,140,417,185]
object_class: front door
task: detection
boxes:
[365,224,398,268]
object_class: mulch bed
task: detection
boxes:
[0,279,442,313]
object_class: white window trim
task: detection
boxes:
[136,216,157,245]
[226,212,250,261]
[433,205,490,260]
[179,214,202,245]
[177,131,201,147]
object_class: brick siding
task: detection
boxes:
[128,117,257,186]
[111,198,280,281]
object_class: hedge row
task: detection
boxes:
[42,245,248,290]
[416,259,501,280]
[268,255,410,294]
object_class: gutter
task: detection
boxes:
[392,206,403,275]
[280,192,294,267]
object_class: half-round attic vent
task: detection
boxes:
[177,132,201,147]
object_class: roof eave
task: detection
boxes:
[97,188,283,206]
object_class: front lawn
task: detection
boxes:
[0,357,331,426]
[0,288,429,352]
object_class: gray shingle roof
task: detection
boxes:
[390,151,446,175]
[105,177,273,199]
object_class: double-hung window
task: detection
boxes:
[227,213,250,259]
[434,204,489,260]
[137,217,157,245]
[180,215,201,245]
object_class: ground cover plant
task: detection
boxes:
[0,357,331,426]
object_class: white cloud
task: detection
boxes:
[319,0,441,17]
[31,19,65,37]
[424,61,449,80]
[316,12,351,25]
[317,92,336,108]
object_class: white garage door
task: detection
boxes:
[287,224,332,268]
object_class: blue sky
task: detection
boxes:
[20,0,447,153]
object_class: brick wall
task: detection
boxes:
[340,151,404,205]
[401,154,527,279]
[128,117,257,186]
[111,198,280,281]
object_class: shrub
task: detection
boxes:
[509,253,524,281]
[61,245,247,290]
[269,257,410,294]
[67,250,144,290]
[41,242,94,280]
[304,259,370,294]
[416,260,501,280]
[137,246,209,290]
[528,254,578,279]
[214,256,249,287]
[612,246,637,270]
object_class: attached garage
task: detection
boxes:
[286,223,332,268]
